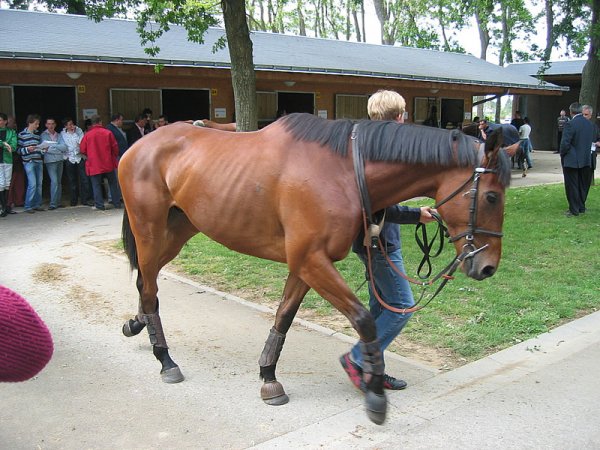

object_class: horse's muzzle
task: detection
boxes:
[463,256,497,280]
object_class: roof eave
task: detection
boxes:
[0,52,568,92]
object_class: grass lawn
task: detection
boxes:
[169,181,600,365]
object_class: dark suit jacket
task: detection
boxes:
[126,125,143,147]
[106,123,129,157]
[560,114,594,168]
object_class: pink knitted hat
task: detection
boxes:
[0,285,54,382]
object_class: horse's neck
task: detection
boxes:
[364,161,447,210]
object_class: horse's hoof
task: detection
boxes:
[122,319,145,337]
[122,321,134,337]
[161,366,185,384]
[261,380,289,406]
[365,390,387,425]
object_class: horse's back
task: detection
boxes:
[118,120,359,262]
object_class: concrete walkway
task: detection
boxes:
[1,152,599,449]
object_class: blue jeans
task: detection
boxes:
[351,247,414,369]
[65,160,92,205]
[90,170,121,209]
[45,160,64,208]
[23,161,43,210]
[519,139,533,169]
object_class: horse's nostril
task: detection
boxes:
[482,265,496,278]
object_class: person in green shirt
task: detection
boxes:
[0,112,18,217]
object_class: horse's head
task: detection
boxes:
[434,129,510,281]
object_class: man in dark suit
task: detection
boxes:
[560,102,594,216]
[126,114,146,146]
[106,113,129,158]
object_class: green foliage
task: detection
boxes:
[170,181,600,362]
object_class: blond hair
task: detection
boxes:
[367,90,406,121]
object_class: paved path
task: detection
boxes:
[1,152,599,449]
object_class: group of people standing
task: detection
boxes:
[0,108,167,217]
[0,113,73,215]
[476,111,533,173]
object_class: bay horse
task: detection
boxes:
[118,113,510,425]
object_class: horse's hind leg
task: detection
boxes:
[123,206,198,383]
[122,271,147,337]
[259,273,310,406]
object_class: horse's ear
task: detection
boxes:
[485,128,504,158]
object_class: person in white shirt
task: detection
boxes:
[61,118,93,206]
[518,117,533,170]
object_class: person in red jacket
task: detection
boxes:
[80,115,121,210]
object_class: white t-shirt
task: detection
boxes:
[519,123,531,140]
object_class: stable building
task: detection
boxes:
[0,9,566,131]
[506,59,590,151]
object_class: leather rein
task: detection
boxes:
[351,123,503,314]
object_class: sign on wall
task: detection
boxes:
[82,108,98,119]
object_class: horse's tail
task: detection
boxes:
[122,206,139,271]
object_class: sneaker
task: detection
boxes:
[339,353,365,392]
[383,374,408,390]
[34,207,45,211]
[24,209,35,214]
[340,352,407,391]
[48,206,57,210]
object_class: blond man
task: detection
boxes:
[340,90,436,392]
[367,89,406,122]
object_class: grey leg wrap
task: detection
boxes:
[259,327,286,367]
[139,312,169,349]
[360,339,384,375]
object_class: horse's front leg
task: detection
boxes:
[122,270,184,384]
[299,252,387,425]
[259,273,310,406]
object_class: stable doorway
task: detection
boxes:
[13,85,76,129]
[277,92,314,116]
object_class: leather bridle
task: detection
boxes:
[434,166,503,260]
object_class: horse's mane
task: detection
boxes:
[279,113,510,186]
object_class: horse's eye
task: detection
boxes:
[486,192,499,204]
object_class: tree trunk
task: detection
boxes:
[495,97,502,123]
[372,0,391,45]
[297,0,307,36]
[352,7,362,42]
[222,0,257,131]
[346,1,351,40]
[580,0,600,115]
[501,3,513,65]
[474,9,489,60]
[438,5,450,52]
[544,0,554,60]
[360,0,366,42]
[267,0,277,32]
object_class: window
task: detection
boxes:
[0,86,13,116]
[257,91,277,122]
[110,89,161,122]
[336,94,368,119]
